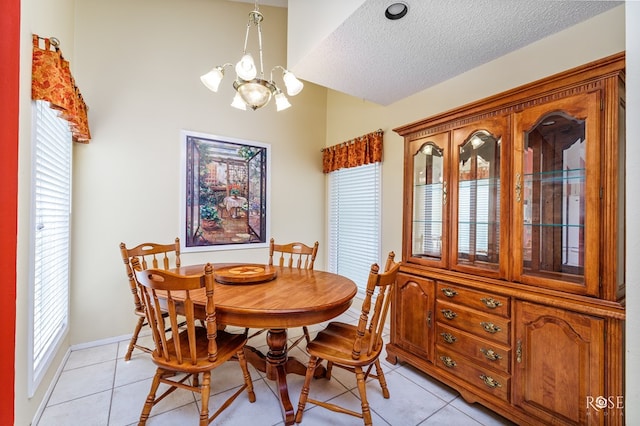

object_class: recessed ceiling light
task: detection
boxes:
[385,2,408,20]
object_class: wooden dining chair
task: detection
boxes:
[269,238,319,270]
[119,238,181,361]
[133,260,256,426]
[258,237,319,348]
[295,252,400,426]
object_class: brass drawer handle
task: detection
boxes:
[480,322,501,334]
[441,309,457,320]
[480,297,502,309]
[515,173,522,203]
[440,332,457,344]
[441,288,458,298]
[516,339,522,363]
[440,356,456,368]
[480,374,502,388]
[480,348,502,361]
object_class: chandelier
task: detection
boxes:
[200,2,304,111]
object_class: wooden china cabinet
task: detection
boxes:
[387,53,626,425]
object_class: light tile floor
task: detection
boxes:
[36,309,516,426]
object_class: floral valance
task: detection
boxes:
[322,129,383,173]
[31,34,91,143]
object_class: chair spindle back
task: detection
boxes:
[352,252,400,359]
[120,238,181,313]
[269,238,319,270]
[133,259,218,365]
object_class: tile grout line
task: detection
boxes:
[106,341,122,425]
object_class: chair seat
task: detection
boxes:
[136,308,168,318]
[152,327,247,373]
[306,322,382,366]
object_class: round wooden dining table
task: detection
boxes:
[171,263,357,426]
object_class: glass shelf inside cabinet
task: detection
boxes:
[457,131,501,268]
[413,142,444,260]
[522,112,586,283]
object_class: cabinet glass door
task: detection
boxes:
[523,113,585,279]
[513,92,600,295]
[451,117,508,278]
[408,133,449,267]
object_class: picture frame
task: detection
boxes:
[180,130,270,252]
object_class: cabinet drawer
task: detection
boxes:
[436,347,510,402]
[437,282,510,318]
[436,300,510,345]
[436,323,510,373]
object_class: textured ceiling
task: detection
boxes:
[231,0,621,105]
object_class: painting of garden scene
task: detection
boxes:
[182,131,268,251]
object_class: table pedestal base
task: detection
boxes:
[243,328,325,425]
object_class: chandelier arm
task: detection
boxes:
[256,14,265,78]
[270,65,285,82]
[243,14,252,54]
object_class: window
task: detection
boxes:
[28,101,71,396]
[328,163,381,295]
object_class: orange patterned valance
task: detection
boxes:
[322,129,383,173]
[31,34,91,143]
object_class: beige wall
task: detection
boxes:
[15,1,635,424]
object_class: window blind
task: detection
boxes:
[328,163,381,295]
[458,178,500,258]
[416,182,443,256]
[29,100,71,396]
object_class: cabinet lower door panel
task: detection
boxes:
[395,273,434,359]
[514,301,604,425]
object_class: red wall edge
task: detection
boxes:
[0,0,20,424]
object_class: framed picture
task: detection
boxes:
[180,130,270,252]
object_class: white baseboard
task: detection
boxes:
[69,333,134,351]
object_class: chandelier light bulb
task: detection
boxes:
[200,67,225,92]
[275,91,291,111]
[470,135,486,149]
[231,92,247,110]
[235,54,257,81]
[282,70,304,96]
